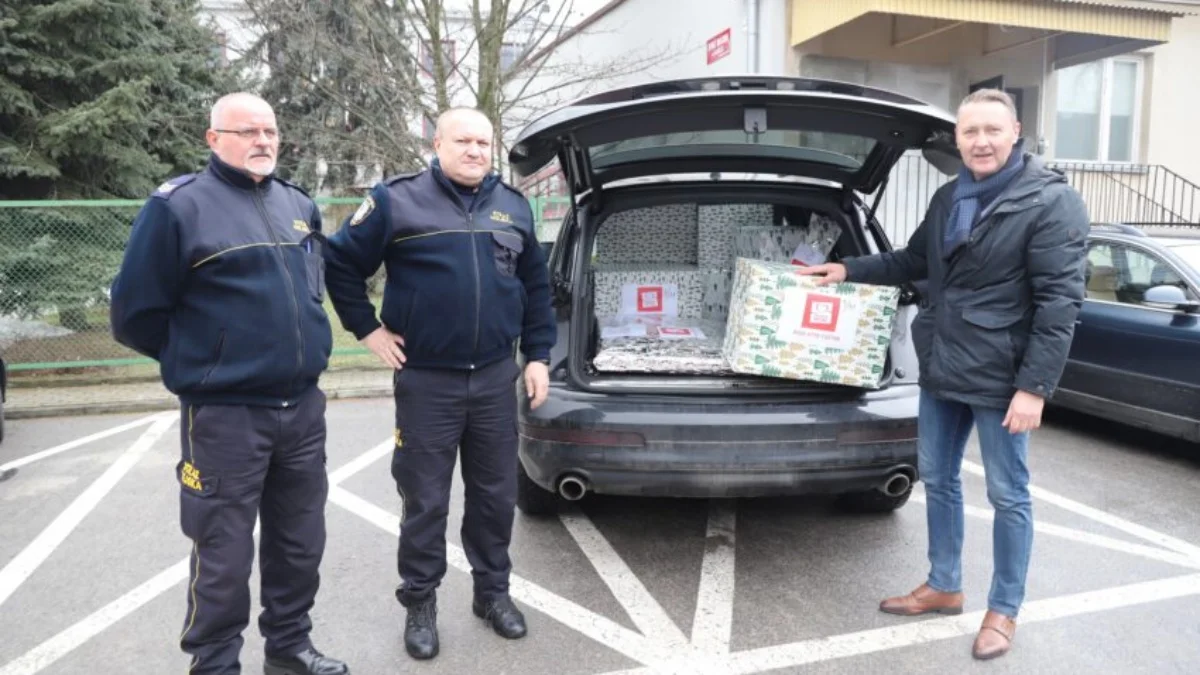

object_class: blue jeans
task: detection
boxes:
[918,389,1032,617]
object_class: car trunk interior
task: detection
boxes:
[568,183,898,396]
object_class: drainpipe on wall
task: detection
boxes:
[746,0,760,73]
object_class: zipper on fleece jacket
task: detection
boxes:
[252,187,304,403]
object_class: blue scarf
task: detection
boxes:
[943,142,1026,258]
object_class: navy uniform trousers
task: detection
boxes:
[177,387,328,675]
[391,357,521,607]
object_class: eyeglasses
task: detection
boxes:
[214,128,279,140]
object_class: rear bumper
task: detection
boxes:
[518,382,921,499]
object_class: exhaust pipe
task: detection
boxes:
[557,474,588,501]
[881,471,912,497]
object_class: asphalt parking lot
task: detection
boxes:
[1,396,1199,675]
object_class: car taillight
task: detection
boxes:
[519,424,646,447]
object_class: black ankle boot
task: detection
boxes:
[263,647,349,675]
[404,597,439,660]
[472,595,527,639]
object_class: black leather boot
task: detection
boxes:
[263,647,349,675]
[404,597,439,660]
[472,595,527,639]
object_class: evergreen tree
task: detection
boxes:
[0,0,238,199]
[0,0,237,329]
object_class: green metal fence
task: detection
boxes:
[0,198,375,389]
[0,194,566,396]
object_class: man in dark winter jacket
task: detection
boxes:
[111,92,348,675]
[799,88,1088,661]
[323,106,555,661]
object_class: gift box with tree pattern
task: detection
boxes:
[721,258,900,388]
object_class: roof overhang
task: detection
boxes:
[790,0,1197,48]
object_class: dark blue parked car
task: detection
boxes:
[1055,224,1200,442]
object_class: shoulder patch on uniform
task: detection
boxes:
[274,176,312,198]
[383,171,422,185]
[150,174,197,199]
[349,195,375,226]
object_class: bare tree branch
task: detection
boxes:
[234,0,679,192]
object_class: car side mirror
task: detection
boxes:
[540,241,553,259]
[1142,285,1200,313]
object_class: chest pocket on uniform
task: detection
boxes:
[491,230,523,277]
[301,232,326,301]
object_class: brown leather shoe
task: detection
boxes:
[879,583,964,616]
[972,611,1016,660]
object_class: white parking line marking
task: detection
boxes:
[0,558,191,675]
[601,573,1200,675]
[326,439,393,485]
[910,493,1200,571]
[4,427,1200,675]
[0,412,172,474]
[0,414,176,610]
[559,508,691,649]
[961,459,1200,561]
[691,500,737,655]
[329,486,673,667]
[0,437,385,675]
[723,572,1200,674]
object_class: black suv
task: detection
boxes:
[507,76,960,515]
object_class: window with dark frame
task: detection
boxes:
[500,42,523,73]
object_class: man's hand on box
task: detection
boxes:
[795,262,847,286]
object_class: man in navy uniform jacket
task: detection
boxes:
[323,106,555,661]
[111,92,348,675]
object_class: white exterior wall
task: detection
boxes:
[199,0,256,57]
[1142,14,1200,186]
[505,0,800,151]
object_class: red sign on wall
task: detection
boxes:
[706,28,731,65]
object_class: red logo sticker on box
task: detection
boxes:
[636,286,663,313]
[620,282,678,316]
[802,294,841,332]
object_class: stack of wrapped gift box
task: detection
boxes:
[589,202,900,388]
[591,204,730,373]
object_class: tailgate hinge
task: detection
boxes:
[561,134,602,213]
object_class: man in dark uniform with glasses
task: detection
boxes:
[111,92,349,675]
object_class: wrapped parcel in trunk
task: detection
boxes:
[593,316,733,375]
[721,258,900,389]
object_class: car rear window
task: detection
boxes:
[588,130,875,169]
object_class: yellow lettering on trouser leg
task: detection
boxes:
[180,404,201,671]
[181,461,204,492]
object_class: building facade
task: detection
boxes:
[508,0,1200,241]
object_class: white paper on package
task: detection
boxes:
[592,264,705,319]
[789,242,828,267]
[600,323,648,339]
[776,286,861,350]
[657,326,707,340]
[619,282,679,316]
